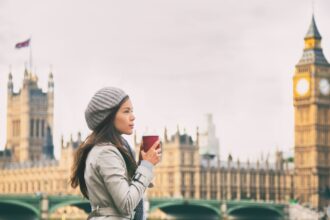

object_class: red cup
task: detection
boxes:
[142,135,160,151]
[139,135,160,163]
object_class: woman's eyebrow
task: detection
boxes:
[123,107,133,110]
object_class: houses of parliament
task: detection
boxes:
[0,16,330,212]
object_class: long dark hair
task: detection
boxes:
[70,96,138,199]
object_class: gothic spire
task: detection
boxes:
[305,15,321,40]
[297,15,329,66]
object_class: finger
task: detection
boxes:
[148,140,161,151]
[155,141,161,149]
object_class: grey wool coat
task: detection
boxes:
[84,143,154,220]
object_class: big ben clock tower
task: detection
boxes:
[294,16,330,209]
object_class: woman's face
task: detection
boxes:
[114,98,135,135]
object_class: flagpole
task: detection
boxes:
[29,36,32,73]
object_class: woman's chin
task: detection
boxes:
[124,130,133,135]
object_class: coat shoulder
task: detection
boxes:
[87,144,123,166]
[94,144,125,165]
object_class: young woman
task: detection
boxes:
[70,87,162,220]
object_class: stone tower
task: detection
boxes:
[198,113,220,159]
[293,16,330,209]
[5,68,55,162]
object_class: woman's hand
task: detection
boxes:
[140,140,162,166]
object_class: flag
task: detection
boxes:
[15,39,30,49]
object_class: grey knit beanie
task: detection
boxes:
[85,87,128,130]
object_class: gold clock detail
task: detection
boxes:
[295,78,310,96]
[319,78,330,96]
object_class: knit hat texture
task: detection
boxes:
[85,87,127,130]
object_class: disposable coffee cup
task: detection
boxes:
[142,135,160,151]
[139,135,161,163]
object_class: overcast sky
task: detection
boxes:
[0,0,330,161]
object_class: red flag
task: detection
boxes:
[15,39,30,49]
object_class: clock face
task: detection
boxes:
[319,78,330,96]
[296,78,310,96]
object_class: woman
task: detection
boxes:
[70,87,162,220]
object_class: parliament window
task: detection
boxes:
[41,120,45,137]
[36,119,40,137]
[222,173,227,185]
[30,119,34,137]
[251,174,256,185]
[259,174,264,186]
[211,192,217,199]
[232,174,237,185]
[190,173,194,186]
[181,153,184,165]
[190,191,194,198]
[202,172,207,185]
[211,173,217,186]
[241,174,246,185]
[270,175,275,185]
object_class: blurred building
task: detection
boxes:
[5,69,54,162]
[135,126,295,203]
[198,113,220,160]
[0,69,80,196]
[0,132,81,196]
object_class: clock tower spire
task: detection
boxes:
[293,15,330,209]
[297,15,328,66]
